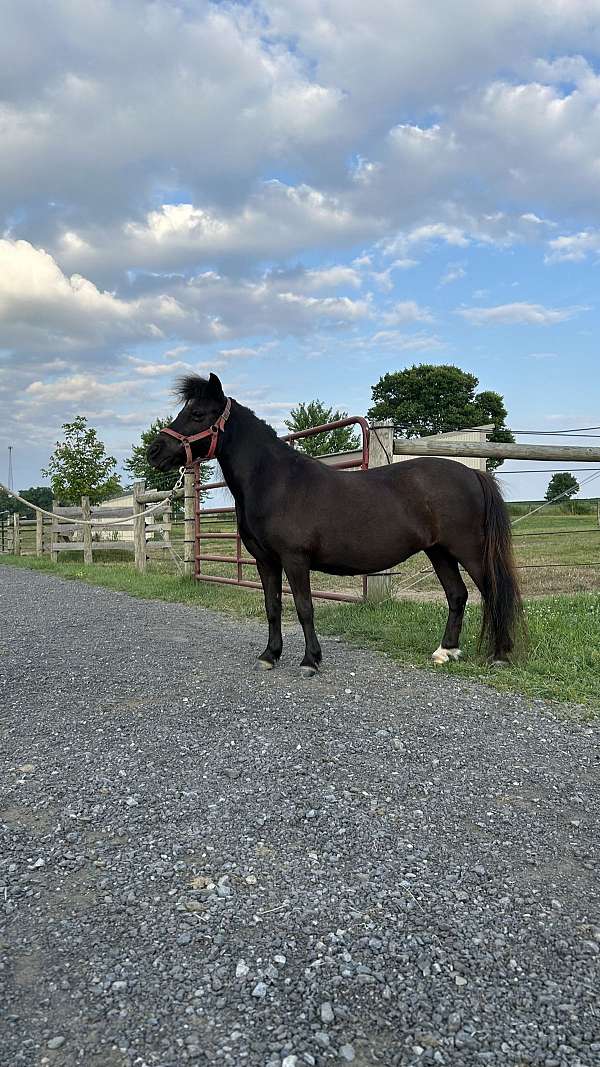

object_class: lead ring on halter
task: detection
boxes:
[159,397,232,466]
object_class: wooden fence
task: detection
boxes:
[0,488,180,569]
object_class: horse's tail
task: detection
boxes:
[474,470,524,660]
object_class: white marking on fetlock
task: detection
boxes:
[432,646,461,665]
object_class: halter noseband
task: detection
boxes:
[159,397,232,465]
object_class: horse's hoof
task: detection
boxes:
[255,658,275,672]
[491,658,508,668]
[432,646,461,665]
[300,665,318,678]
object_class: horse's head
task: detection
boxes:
[147,373,228,470]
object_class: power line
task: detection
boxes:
[393,425,600,438]
[500,467,600,475]
[508,431,600,438]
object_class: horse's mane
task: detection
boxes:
[175,374,211,403]
[175,375,278,440]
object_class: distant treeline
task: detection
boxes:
[507,498,599,517]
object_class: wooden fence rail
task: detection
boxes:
[392,440,600,463]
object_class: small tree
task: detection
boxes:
[368,364,515,470]
[284,400,360,457]
[42,416,122,504]
[545,472,579,504]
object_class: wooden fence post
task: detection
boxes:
[184,469,195,577]
[133,480,147,572]
[36,510,44,557]
[12,512,21,556]
[366,419,395,601]
[50,505,58,563]
[81,496,93,564]
[163,502,172,544]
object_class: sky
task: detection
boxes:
[2,0,600,501]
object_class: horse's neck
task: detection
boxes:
[217,404,284,502]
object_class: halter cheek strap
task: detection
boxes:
[159,397,232,465]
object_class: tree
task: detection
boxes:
[0,486,53,519]
[42,416,122,504]
[284,400,360,457]
[545,472,579,504]
[124,417,213,507]
[367,364,515,470]
[0,488,17,518]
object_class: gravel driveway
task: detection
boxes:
[1,565,599,1067]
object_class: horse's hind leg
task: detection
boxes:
[426,546,468,665]
[256,558,283,670]
[283,557,322,677]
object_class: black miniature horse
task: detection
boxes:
[148,374,522,675]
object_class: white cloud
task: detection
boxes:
[360,330,446,351]
[457,302,586,325]
[0,237,376,370]
[56,183,379,279]
[127,358,194,377]
[23,375,135,404]
[546,230,600,263]
[164,345,190,359]
[276,291,370,323]
[381,301,433,325]
[0,238,202,356]
[218,347,260,359]
[440,263,466,286]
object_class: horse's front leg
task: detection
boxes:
[256,558,283,670]
[284,558,322,677]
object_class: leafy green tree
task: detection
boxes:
[285,400,360,457]
[368,364,515,470]
[16,487,53,517]
[42,416,122,504]
[545,472,579,504]
[0,487,52,531]
[0,488,17,518]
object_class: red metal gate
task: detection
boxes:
[193,416,370,602]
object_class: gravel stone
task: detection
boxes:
[46,1037,66,1050]
[321,1001,335,1024]
[1,566,598,1067]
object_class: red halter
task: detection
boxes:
[159,397,232,466]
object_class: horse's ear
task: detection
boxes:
[209,373,225,398]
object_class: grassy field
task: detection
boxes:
[2,553,599,717]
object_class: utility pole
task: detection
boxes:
[8,445,13,491]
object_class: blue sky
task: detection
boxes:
[1,0,600,501]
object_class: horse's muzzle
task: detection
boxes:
[147,438,181,471]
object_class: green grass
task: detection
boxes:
[2,554,599,717]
